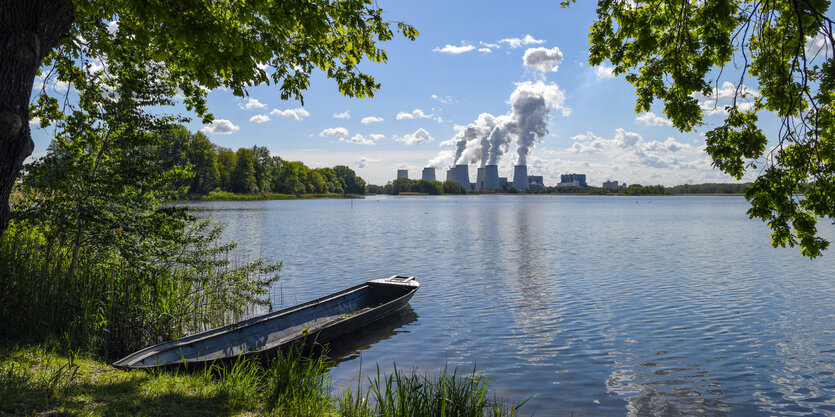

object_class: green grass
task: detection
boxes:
[0,344,527,417]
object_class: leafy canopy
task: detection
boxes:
[35,0,418,125]
[564,0,834,257]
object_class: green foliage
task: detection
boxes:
[231,148,259,194]
[0,222,279,360]
[443,180,469,194]
[385,178,445,195]
[264,345,334,416]
[569,0,835,257]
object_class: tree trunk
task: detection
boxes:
[0,0,74,236]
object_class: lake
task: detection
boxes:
[192,195,835,416]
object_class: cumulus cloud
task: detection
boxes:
[333,110,351,119]
[320,127,349,138]
[694,81,759,116]
[201,119,240,135]
[396,109,434,120]
[369,134,385,141]
[355,157,379,169]
[106,20,119,34]
[341,134,377,145]
[433,42,476,54]
[29,117,41,126]
[523,47,564,73]
[478,48,492,53]
[615,128,642,148]
[594,64,616,79]
[805,31,833,59]
[499,34,545,48]
[394,128,434,145]
[271,107,310,121]
[249,114,270,123]
[361,116,384,124]
[240,97,267,110]
[635,112,673,127]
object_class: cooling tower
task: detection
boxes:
[397,169,408,179]
[484,164,499,190]
[446,168,454,183]
[512,165,528,190]
[454,164,470,191]
[421,167,436,182]
[476,167,486,191]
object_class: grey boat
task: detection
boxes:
[113,275,419,369]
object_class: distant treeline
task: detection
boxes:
[162,126,366,196]
[366,178,468,195]
[366,179,752,196]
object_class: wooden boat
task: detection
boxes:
[113,275,419,369]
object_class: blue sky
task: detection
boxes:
[31,0,780,187]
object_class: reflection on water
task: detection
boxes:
[327,306,419,363]
[192,196,835,416]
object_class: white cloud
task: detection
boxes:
[480,41,500,49]
[396,109,433,120]
[240,97,267,110]
[615,128,642,148]
[249,114,270,123]
[270,107,310,120]
[106,20,119,34]
[320,127,349,138]
[29,117,41,126]
[594,64,616,79]
[478,48,492,53]
[805,31,833,59]
[369,134,385,141]
[498,34,545,49]
[355,157,380,168]
[431,94,454,104]
[333,110,351,119]
[394,128,434,145]
[635,112,673,127]
[341,134,377,145]
[361,116,384,124]
[694,81,759,116]
[432,42,475,54]
[201,119,240,135]
[523,46,564,73]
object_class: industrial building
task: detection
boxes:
[603,180,626,190]
[527,175,545,191]
[397,169,408,179]
[558,173,587,187]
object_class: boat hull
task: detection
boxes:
[113,276,419,369]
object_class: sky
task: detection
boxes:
[29,0,788,187]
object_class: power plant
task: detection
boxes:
[395,164,584,191]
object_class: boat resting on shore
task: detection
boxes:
[113,275,419,369]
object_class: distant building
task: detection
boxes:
[498,177,508,186]
[397,169,408,179]
[602,180,626,190]
[422,167,436,181]
[558,173,587,187]
[528,175,545,191]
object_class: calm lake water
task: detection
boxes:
[192,195,835,416]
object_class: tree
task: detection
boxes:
[1,0,418,237]
[216,148,237,191]
[230,148,258,194]
[187,132,219,195]
[568,0,834,257]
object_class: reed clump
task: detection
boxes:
[0,222,279,361]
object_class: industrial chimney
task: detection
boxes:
[512,165,528,190]
[421,167,436,181]
[484,164,499,190]
[454,164,470,191]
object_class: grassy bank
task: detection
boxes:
[1,345,526,417]
[202,190,364,201]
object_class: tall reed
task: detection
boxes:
[0,223,278,361]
